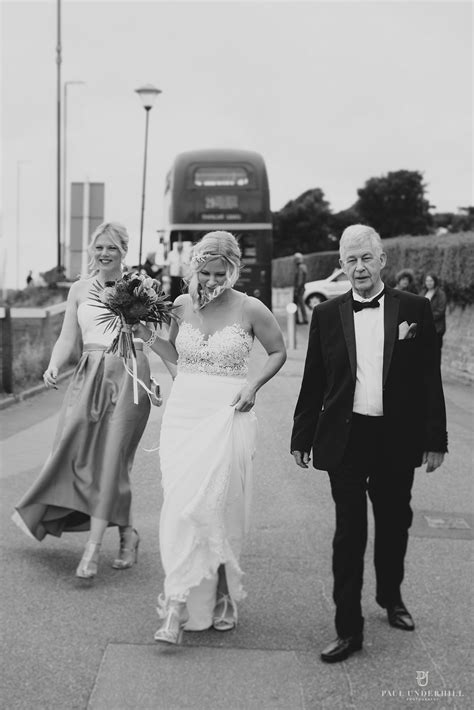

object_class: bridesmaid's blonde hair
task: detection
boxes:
[86,222,129,276]
[185,231,241,309]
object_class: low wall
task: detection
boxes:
[442,304,474,383]
[0,305,80,394]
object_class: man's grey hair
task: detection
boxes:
[339,224,384,258]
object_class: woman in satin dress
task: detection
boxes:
[134,231,287,645]
[13,222,151,579]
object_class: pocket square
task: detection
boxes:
[398,321,417,340]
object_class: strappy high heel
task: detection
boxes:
[154,595,187,645]
[112,527,140,569]
[212,593,238,631]
[76,541,101,579]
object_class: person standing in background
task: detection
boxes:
[394,269,418,294]
[420,273,447,364]
[168,241,187,301]
[142,252,162,279]
[293,252,308,324]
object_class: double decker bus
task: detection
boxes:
[163,148,273,308]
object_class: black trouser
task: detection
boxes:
[328,414,415,637]
[435,333,443,366]
[170,276,185,302]
[293,287,308,323]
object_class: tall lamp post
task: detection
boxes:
[16,160,30,289]
[135,84,162,270]
[56,0,62,271]
[63,80,85,264]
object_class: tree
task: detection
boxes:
[272,188,332,257]
[329,204,361,238]
[432,207,474,233]
[356,170,432,238]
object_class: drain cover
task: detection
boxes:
[411,510,473,539]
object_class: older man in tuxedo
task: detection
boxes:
[291,224,447,663]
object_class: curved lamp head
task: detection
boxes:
[135,84,162,110]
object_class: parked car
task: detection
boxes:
[303,268,350,309]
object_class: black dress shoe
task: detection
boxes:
[320,634,363,663]
[386,603,415,631]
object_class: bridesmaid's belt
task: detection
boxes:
[83,342,144,352]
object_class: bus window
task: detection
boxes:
[193,166,250,187]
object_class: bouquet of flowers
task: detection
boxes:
[91,272,174,403]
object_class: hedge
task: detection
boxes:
[273,249,340,288]
[0,285,71,308]
[272,232,474,305]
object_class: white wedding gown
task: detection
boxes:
[158,308,258,631]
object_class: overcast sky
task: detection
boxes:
[2,0,472,287]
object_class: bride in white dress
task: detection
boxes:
[134,231,286,645]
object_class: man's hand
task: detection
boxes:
[292,450,310,469]
[422,451,445,473]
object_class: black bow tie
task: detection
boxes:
[352,291,384,312]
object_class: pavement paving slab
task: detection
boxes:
[87,644,304,710]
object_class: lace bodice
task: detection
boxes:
[77,299,119,346]
[176,321,253,377]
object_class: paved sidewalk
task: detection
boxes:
[1,316,473,709]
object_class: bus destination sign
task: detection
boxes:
[200,213,242,221]
[204,195,239,210]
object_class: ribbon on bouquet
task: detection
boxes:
[122,358,162,406]
[116,321,161,406]
[116,323,140,404]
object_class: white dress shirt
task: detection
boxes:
[167,249,186,277]
[352,285,385,416]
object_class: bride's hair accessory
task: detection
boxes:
[190,253,219,267]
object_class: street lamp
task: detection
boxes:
[56,0,62,272]
[63,81,85,264]
[16,160,31,289]
[135,84,162,269]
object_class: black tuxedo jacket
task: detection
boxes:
[291,286,448,471]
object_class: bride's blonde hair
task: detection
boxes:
[185,231,241,309]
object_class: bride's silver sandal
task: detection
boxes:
[212,592,238,631]
[154,595,187,645]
